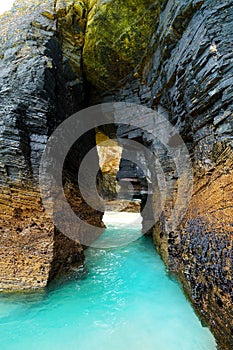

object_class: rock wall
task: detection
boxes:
[82,1,233,348]
[83,0,164,91]
[0,0,232,348]
[96,130,122,199]
[0,0,102,290]
[144,2,233,348]
[108,1,233,348]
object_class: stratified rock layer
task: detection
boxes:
[84,1,233,348]
[102,1,232,348]
[0,1,232,349]
[145,2,233,348]
[0,0,101,290]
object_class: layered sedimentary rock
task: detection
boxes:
[0,0,232,348]
[80,1,233,348]
[0,0,102,290]
[125,1,233,348]
[143,2,233,348]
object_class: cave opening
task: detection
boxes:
[0,1,231,347]
[62,120,153,237]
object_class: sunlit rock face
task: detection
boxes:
[96,130,142,211]
[96,131,122,199]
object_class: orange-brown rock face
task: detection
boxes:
[94,1,233,348]
[0,0,101,290]
[139,2,233,348]
[0,188,54,290]
[0,0,233,348]
[0,184,86,290]
[96,131,122,199]
[169,159,233,348]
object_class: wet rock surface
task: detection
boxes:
[91,1,233,348]
[0,0,101,290]
[144,2,233,348]
[0,0,233,348]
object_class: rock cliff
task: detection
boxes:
[0,0,232,348]
[0,0,102,290]
[120,1,233,348]
[144,2,233,348]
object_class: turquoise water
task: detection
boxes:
[0,225,217,350]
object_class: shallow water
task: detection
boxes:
[0,223,217,350]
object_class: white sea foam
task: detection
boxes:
[103,211,142,227]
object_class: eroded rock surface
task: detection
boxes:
[145,2,233,348]
[104,1,233,348]
[0,0,101,290]
[82,1,233,348]
[96,130,122,199]
[0,1,232,348]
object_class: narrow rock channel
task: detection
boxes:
[0,215,217,350]
[0,1,232,349]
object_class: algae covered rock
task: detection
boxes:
[83,0,164,90]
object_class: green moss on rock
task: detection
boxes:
[83,0,164,90]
